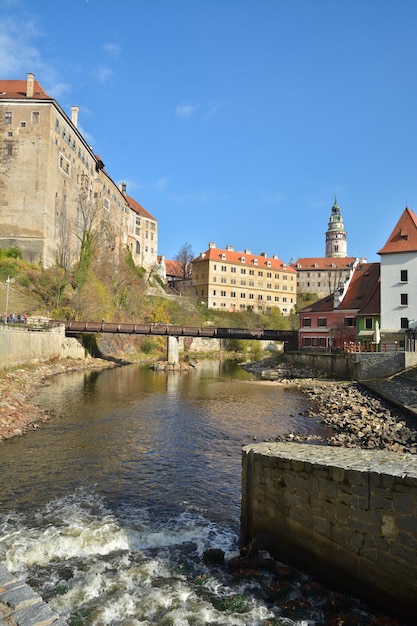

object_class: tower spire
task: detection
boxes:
[325,198,347,258]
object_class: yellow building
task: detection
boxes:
[192,243,296,314]
[0,73,157,272]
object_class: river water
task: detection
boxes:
[0,360,400,625]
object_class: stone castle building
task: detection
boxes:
[192,243,297,315]
[0,73,158,272]
[292,198,364,300]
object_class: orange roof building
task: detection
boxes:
[291,199,365,301]
[378,207,417,345]
[192,242,296,314]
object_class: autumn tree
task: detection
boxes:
[175,242,194,280]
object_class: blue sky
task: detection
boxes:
[1,0,417,264]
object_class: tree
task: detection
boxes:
[174,242,194,280]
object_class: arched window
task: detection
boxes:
[136,241,140,254]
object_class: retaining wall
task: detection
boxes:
[287,350,417,380]
[241,442,417,622]
[0,325,86,369]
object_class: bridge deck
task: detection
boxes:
[64,321,297,344]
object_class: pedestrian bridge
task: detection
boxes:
[64,320,297,345]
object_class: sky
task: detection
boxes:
[1,0,417,264]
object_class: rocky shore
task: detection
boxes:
[0,357,116,443]
[241,357,417,454]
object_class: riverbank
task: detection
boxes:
[241,356,417,454]
[0,356,117,443]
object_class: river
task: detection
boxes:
[0,360,400,625]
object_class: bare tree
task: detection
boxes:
[175,242,194,280]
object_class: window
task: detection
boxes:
[135,241,140,254]
[400,270,408,282]
[221,265,227,271]
[4,112,12,124]
[221,290,226,297]
[258,271,263,277]
[365,318,373,330]
[303,337,311,347]
[20,122,26,128]
[6,143,13,156]
[258,294,263,300]
[231,267,236,273]
[401,293,408,306]
[318,317,327,327]
[401,317,409,329]
[303,318,311,327]
[221,277,226,284]
[249,269,254,276]
[31,111,40,125]
[240,293,246,298]
[344,317,355,327]
[319,338,326,348]
[230,292,236,298]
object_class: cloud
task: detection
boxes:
[137,177,170,192]
[262,193,285,205]
[176,102,200,119]
[91,66,113,83]
[102,43,121,58]
[0,16,42,76]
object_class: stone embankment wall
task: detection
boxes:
[241,442,417,621]
[0,325,86,369]
[287,350,417,380]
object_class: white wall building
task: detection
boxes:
[378,207,417,348]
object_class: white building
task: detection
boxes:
[378,207,417,348]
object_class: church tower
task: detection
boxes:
[325,197,347,257]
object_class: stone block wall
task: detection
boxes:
[241,442,417,621]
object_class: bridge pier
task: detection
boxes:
[167,336,179,363]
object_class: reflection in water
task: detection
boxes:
[1,360,382,626]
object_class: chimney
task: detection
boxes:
[121,181,127,194]
[209,241,216,248]
[26,72,34,98]
[71,106,79,128]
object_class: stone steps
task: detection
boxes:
[0,564,66,626]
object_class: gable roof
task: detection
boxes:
[0,79,50,100]
[291,257,356,270]
[193,245,296,273]
[125,194,157,222]
[378,207,417,254]
[338,262,380,312]
[165,259,184,278]
[298,262,380,315]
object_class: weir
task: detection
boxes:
[241,442,417,622]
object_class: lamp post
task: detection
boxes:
[5,276,10,324]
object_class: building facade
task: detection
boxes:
[292,199,365,300]
[298,262,380,350]
[378,207,417,349]
[0,73,158,272]
[192,243,297,314]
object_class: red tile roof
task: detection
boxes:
[0,79,50,99]
[338,262,380,312]
[377,207,417,254]
[291,257,357,270]
[298,262,380,314]
[125,194,157,222]
[194,245,296,273]
[165,259,184,278]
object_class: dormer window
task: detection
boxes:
[266,261,271,267]
[240,256,245,263]
[253,258,258,265]
[221,253,226,260]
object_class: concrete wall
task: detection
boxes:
[241,442,417,621]
[0,325,86,369]
[287,350,417,380]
